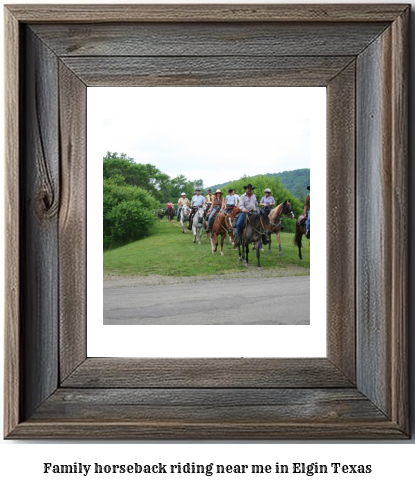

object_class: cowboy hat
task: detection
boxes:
[243,184,256,190]
[264,188,271,193]
[181,192,186,195]
[214,189,223,194]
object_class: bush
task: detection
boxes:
[103,177,159,247]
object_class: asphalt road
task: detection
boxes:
[103,275,310,325]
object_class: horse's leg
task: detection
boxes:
[192,226,196,243]
[299,232,303,260]
[245,243,249,266]
[256,241,262,269]
[277,231,283,255]
[220,232,225,256]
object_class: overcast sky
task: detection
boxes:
[92,87,325,188]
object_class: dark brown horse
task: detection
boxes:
[294,214,309,260]
[237,212,274,269]
[165,206,175,222]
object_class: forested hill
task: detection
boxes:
[207,168,310,200]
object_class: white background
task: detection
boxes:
[1,1,415,486]
[88,87,326,357]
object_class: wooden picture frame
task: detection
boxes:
[4,4,409,439]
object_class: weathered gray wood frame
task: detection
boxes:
[4,4,409,439]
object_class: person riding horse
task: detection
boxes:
[259,188,276,215]
[225,188,238,213]
[177,192,190,221]
[187,188,206,230]
[235,184,262,245]
[258,188,276,251]
[304,185,310,238]
[206,189,225,234]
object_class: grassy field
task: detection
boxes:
[103,219,310,277]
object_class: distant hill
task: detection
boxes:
[206,168,310,200]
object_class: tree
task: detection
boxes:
[103,152,170,201]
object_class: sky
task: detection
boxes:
[91,87,325,188]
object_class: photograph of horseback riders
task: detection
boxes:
[89,86,325,353]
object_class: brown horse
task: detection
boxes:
[294,214,309,260]
[267,200,295,255]
[210,207,241,255]
[237,211,275,269]
[165,206,175,222]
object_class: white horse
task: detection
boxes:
[179,205,191,233]
[192,207,205,245]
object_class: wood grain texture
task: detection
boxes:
[6,4,409,23]
[61,56,354,87]
[389,8,409,432]
[326,62,356,383]
[32,388,386,422]
[31,22,389,57]
[355,17,408,429]
[357,31,391,416]
[4,6,21,438]
[62,358,353,388]
[21,28,60,419]
[4,5,409,440]
[58,62,87,382]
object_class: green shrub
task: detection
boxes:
[103,176,159,247]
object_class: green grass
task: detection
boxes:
[103,219,310,277]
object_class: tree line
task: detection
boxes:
[103,152,305,247]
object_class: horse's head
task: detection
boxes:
[196,207,205,224]
[258,213,275,235]
[224,212,235,233]
[182,206,191,219]
[282,200,295,219]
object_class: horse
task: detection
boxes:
[192,207,205,245]
[165,206,175,222]
[294,214,309,260]
[154,209,165,219]
[266,200,295,255]
[237,211,274,269]
[179,205,191,233]
[210,207,241,255]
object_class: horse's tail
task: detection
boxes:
[294,224,302,249]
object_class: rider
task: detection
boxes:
[224,188,237,213]
[235,184,259,245]
[188,188,206,229]
[304,185,310,238]
[206,189,225,234]
[205,188,213,206]
[258,188,276,252]
[177,192,190,221]
[259,188,276,215]
[165,200,175,212]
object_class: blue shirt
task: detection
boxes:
[260,196,275,205]
[191,195,205,206]
[226,194,237,206]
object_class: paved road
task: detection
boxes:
[104,275,310,325]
